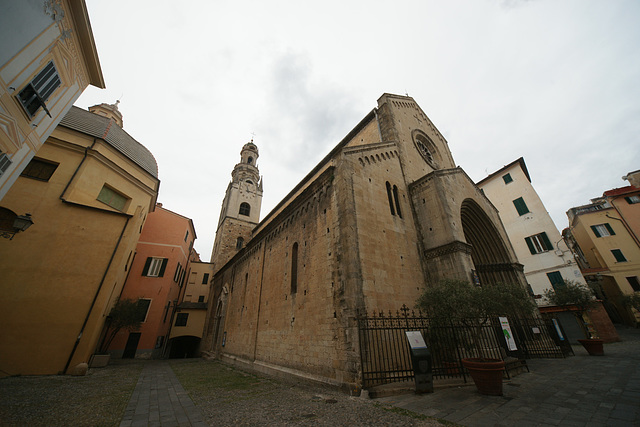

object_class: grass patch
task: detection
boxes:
[169,359,277,402]
[375,403,459,426]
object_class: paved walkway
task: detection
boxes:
[119,362,206,427]
[377,326,640,426]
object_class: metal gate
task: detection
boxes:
[357,305,572,389]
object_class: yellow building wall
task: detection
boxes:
[0,124,156,375]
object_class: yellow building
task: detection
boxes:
[169,260,214,358]
[0,0,104,201]
[0,103,159,376]
[564,172,640,326]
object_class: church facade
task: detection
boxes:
[203,93,527,391]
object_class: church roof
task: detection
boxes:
[60,106,158,178]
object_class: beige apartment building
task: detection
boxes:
[478,158,618,342]
[169,260,214,358]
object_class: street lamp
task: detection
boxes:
[0,213,34,240]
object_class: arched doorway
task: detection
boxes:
[168,336,200,358]
[460,199,521,286]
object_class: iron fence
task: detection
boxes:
[356,305,572,389]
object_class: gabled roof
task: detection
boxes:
[476,157,531,187]
[60,106,158,178]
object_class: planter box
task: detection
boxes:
[89,354,111,368]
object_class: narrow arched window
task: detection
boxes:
[239,202,251,216]
[385,181,395,215]
[247,156,253,164]
[236,237,244,250]
[393,185,402,218]
[291,242,298,294]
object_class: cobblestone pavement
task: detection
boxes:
[119,362,207,427]
[377,326,640,426]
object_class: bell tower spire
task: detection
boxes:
[210,140,263,270]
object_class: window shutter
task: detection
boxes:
[513,197,529,215]
[604,223,615,236]
[590,225,601,238]
[524,237,536,255]
[541,232,553,251]
[142,257,152,276]
[158,258,168,277]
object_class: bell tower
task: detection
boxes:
[210,141,263,270]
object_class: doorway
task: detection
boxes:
[123,332,141,358]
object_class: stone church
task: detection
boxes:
[203,93,526,391]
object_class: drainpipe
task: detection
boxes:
[63,216,130,374]
[60,139,97,201]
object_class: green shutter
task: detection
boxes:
[525,237,536,254]
[590,225,602,238]
[612,249,627,262]
[604,223,615,236]
[142,257,152,276]
[546,271,564,290]
[158,258,168,277]
[541,232,553,251]
[513,197,529,215]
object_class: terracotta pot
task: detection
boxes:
[461,358,505,396]
[577,339,604,356]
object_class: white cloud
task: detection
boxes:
[76,0,640,259]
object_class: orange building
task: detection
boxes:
[107,203,196,359]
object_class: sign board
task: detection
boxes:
[405,331,427,349]
[499,317,518,351]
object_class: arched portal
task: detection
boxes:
[460,199,521,285]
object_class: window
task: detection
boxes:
[142,257,168,277]
[198,295,205,303]
[625,195,640,204]
[546,271,564,290]
[611,249,627,262]
[513,197,530,216]
[385,182,403,218]
[202,273,210,284]
[17,61,61,118]
[184,230,189,242]
[525,232,554,255]
[291,242,298,294]
[136,299,151,322]
[21,158,59,181]
[174,263,183,282]
[591,223,615,238]
[386,182,395,215]
[502,173,513,184]
[239,202,251,216]
[236,237,244,250]
[247,156,253,164]
[97,185,128,211]
[393,185,402,218]
[175,313,188,326]
[627,277,640,292]
[0,151,11,178]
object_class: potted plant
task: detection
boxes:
[416,279,536,395]
[544,281,603,356]
[92,298,144,366]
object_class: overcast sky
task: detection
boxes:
[75,0,640,261]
